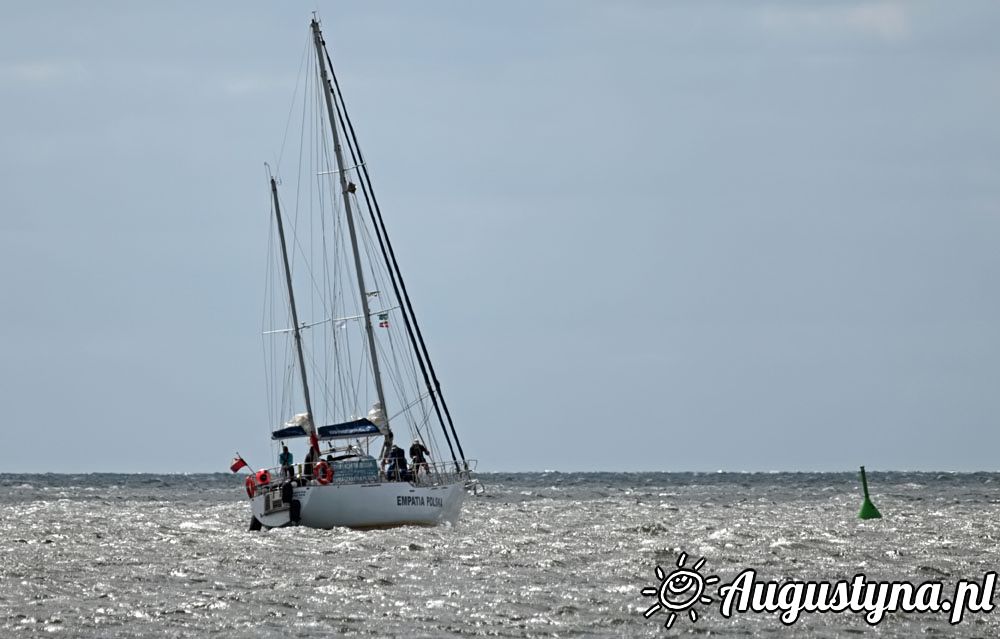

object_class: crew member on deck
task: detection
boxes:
[386,444,408,481]
[304,446,317,481]
[279,445,294,480]
[410,439,430,479]
[380,431,394,474]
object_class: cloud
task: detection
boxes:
[759,2,909,42]
[844,3,909,40]
[222,73,295,96]
[0,60,88,86]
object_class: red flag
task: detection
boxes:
[230,456,247,473]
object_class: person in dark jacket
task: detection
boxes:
[304,446,317,481]
[386,445,408,481]
[410,439,430,480]
[279,445,294,479]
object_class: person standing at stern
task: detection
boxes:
[279,445,294,479]
[410,439,430,480]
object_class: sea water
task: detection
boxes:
[2,472,999,637]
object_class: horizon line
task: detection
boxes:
[2,468,999,475]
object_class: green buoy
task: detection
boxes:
[858,465,882,519]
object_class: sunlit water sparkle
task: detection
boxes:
[2,472,999,637]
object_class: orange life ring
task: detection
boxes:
[315,461,333,485]
[256,469,271,486]
[245,476,256,498]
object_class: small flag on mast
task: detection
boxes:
[378,313,389,328]
[230,456,248,473]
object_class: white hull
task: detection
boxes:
[250,480,466,530]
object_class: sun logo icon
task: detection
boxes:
[641,551,720,629]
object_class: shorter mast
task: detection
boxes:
[270,177,319,454]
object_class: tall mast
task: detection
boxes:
[310,19,391,437]
[320,50,465,471]
[270,177,318,453]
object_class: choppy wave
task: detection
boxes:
[2,472,999,637]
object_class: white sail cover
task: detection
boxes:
[285,412,314,435]
[367,402,388,434]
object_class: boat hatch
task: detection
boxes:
[263,486,288,514]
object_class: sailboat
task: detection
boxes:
[236,18,478,530]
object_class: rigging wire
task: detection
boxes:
[321,45,463,469]
[261,25,472,474]
[275,38,311,176]
[261,188,277,445]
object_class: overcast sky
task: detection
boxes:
[1,2,998,473]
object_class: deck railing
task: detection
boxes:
[246,458,477,492]
[407,459,478,486]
